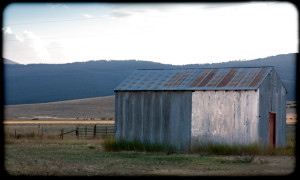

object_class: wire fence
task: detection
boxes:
[59,124,115,139]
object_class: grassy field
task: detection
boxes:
[3,124,296,176]
[3,97,297,176]
[4,137,296,176]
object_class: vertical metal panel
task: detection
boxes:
[161,92,171,144]
[258,74,271,146]
[191,90,259,145]
[115,91,192,151]
[152,92,161,143]
[181,92,192,150]
[280,85,287,147]
[121,92,128,138]
[258,68,286,147]
[124,92,131,139]
[128,92,134,141]
[168,91,192,150]
[273,69,286,147]
[132,92,142,141]
[115,92,120,140]
[143,91,152,142]
[169,93,179,148]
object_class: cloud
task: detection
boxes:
[82,14,95,19]
[2,27,51,64]
[47,3,69,9]
[110,10,131,18]
[46,41,69,62]
[3,26,13,34]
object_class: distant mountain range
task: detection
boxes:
[3,58,20,65]
[3,53,297,105]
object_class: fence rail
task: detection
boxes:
[59,124,114,139]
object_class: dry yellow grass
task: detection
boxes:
[286,113,297,125]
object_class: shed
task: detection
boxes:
[114,67,286,151]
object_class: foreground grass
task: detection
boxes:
[102,135,295,156]
[4,138,296,176]
[4,125,296,176]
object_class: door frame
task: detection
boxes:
[269,112,276,147]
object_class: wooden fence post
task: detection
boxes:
[106,127,107,135]
[38,124,40,135]
[41,127,43,140]
[60,129,64,140]
[14,129,17,139]
[85,126,87,137]
[76,126,79,139]
[93,124,96,138]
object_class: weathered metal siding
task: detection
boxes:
[258,69,286,147]
[115,91,192,151]
[191,90,259,145]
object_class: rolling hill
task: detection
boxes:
[3,58,20,65]
[4,95,115,120]
[3,53,297,105]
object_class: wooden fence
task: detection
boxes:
[59,124,115,139]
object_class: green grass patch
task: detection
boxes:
[102,134,295,156]
[189,140,295,156]
[102,137,175,154]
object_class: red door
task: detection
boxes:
[269,113,276,147]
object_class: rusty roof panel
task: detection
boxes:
[227,70,247,88]
[217,68,238,87]
[114,67,273,91]
[248,67,268,87]
[188,69,211,87]
[206,69,229,87]
[197,69,218,87]
[237,68,261,88]
[172,70,194,88]
[163,72,182,88]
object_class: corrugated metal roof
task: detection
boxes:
[114,67,274,91]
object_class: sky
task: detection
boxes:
[2,2,298,65]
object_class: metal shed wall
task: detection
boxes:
[115,91,192,151]
[114,66,286,150]
[258,69,286,147]
[191,90,259,145]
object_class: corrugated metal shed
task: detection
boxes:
[114,67,273,91]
